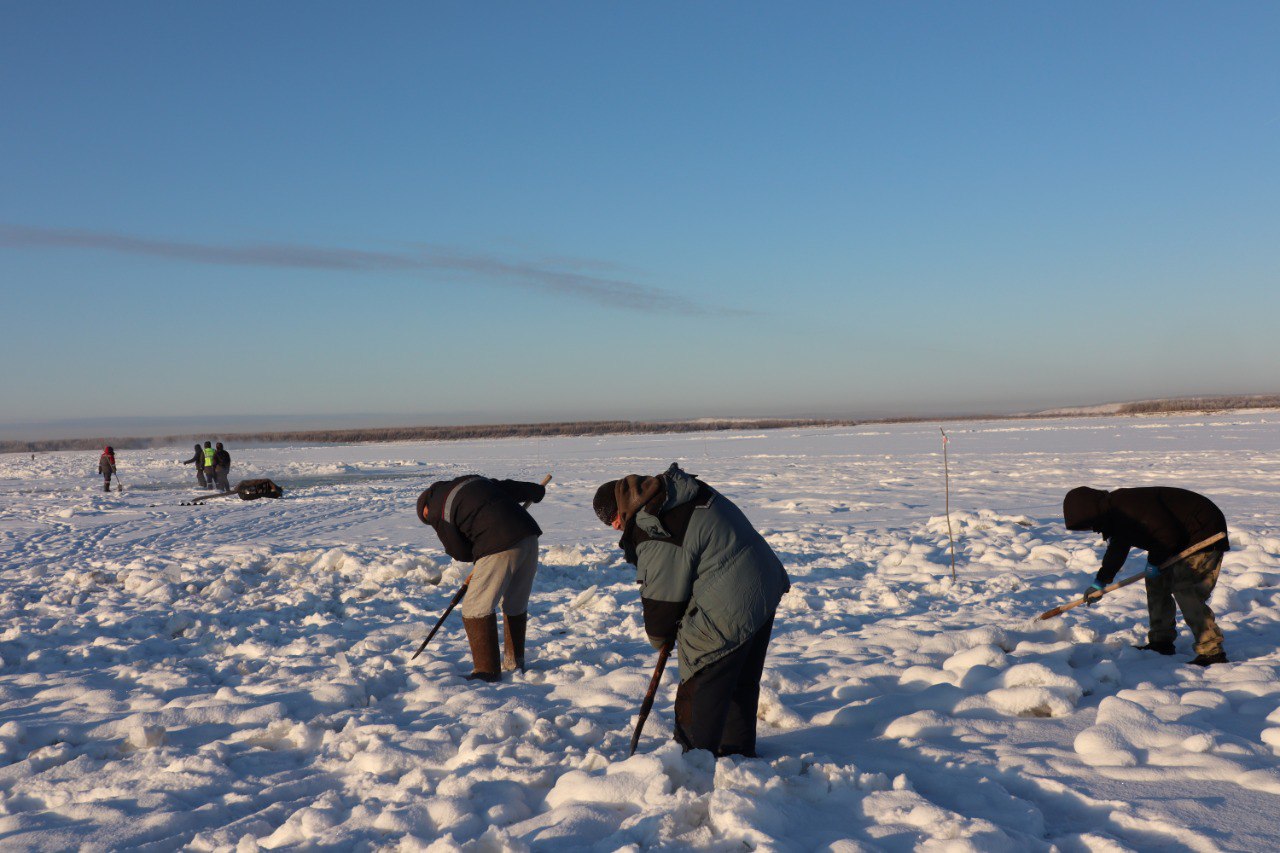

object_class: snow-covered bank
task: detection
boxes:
[2,414,1280,850]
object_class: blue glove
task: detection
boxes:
[1145,563,1162,581]
[1083,583,1104,606]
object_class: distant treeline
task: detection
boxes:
[6,395,1279,454]
[1,418,859,454]
[1112,396,1280,415]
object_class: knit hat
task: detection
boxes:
[593,480,619,526]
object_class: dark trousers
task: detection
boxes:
[1146,550,1225,656]
[673,615,774,757]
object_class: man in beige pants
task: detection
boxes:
[417,475,547,681]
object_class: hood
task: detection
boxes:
[1063,487,1109,531]
[417,484,442,524]
[656,463,702,513]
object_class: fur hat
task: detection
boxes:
[594,474,665,528]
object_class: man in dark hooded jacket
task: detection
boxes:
[594,464,790,757]
[212,443,232,493]
[416,475,547,682]
[1063,486,1230,666]
[181,443,207,488]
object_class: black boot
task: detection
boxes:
[502,612,528,673]
[1135,641,1175,655]
[1190,651,1229,667]
[463,615,501,682]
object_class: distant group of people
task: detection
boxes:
[94,441,233,494]
[181,441,232,492]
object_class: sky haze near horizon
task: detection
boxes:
[3,2,1279,434]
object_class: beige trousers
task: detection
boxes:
[460,535,539,618]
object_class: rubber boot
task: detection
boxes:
[463,614,501,682]
[502,612,528,673]
[103,480,111,493]
[1190,651,1229,667]
[1135,641,1175,655]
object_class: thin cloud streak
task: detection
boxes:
[0,224,749,316]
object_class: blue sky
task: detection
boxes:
[3,2,1278,433]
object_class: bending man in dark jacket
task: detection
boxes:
[1064,486,1230,666]
[594,464,790,757]
[181,443,207,488]
[417,475,547,682]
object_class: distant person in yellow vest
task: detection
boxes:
[201,442,216,489]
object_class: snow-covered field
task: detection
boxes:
[3,414,1280,851]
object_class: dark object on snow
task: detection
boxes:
[236,478,283,500]
[630,639,673,756]
[1135,641,1176,655]
[181,478,283,505]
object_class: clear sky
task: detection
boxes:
[3,2,1278,433]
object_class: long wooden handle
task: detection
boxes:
[1038,532,1226,621]
[629,640,673,756]
[411,581,469,659]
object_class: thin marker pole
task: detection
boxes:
[941,428,956,580]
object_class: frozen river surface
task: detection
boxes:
[2,413,1280,851]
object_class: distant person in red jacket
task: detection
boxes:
[98,446,116,492]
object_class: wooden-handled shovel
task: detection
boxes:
[1038,532,1226,621]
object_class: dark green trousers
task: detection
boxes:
[1145,550,1224,656]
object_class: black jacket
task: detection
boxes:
[1064,486,1229,585]
[420,476,545,562]
[213,449,231,470]
[182,446,204,470]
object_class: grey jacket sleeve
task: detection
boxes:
[637,539,696,647]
